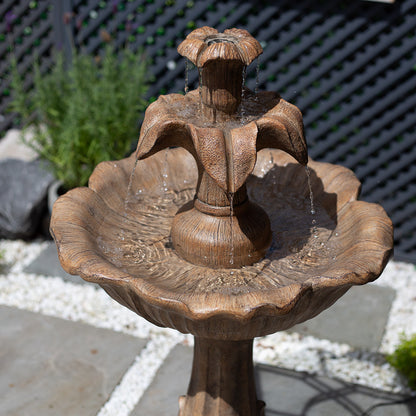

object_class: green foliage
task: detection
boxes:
[0,249,5,273]
[9,45,148,190]
[387,334,416,389]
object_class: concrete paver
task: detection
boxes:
[24,242,87,284]
[0,306,146,416]
[132,344,192,415]
[290,284,396,350]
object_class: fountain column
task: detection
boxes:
[179,338,264,416]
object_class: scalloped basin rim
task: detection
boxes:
[50,149,393,325]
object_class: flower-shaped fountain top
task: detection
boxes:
[137,27,307,195]
[135,28,309,267]
[177,27,263,67]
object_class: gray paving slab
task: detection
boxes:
[24,242,87,284]
[134,343,415,416]
[132,344,193,415]
[289,284,396,350]
[0,305,147,416]
[256,365,416,416]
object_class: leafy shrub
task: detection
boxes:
[10,45,148,190]
[387,334,416,389]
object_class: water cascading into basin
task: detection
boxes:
[135,27,308,268]
[50,27,393,416]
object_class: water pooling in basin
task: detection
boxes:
[96,149,337,297]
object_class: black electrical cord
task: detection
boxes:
[361,394,416,416]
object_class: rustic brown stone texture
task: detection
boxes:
[50,27,393,416]
[51,147,393,340]
[179,338,264,416]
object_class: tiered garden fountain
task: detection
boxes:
[51,27,393,416]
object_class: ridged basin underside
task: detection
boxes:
[51,148,393,340]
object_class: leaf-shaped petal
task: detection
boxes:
[224,28,263,65]
[136,94,195,159]
[228,121,258,192]
[198,42,242,66]
[177,26,218,65]
[256,98,308,165]
[188,124,228,191]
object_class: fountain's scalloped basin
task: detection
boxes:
[50,148,393,340]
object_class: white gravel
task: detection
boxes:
[0,239,415,414]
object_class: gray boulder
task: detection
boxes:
[0,158,55,239]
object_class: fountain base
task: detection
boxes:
[171,199,272,268]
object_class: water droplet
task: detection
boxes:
[305,166,316,226]
[167,60,176,71]
[335,232,339,237]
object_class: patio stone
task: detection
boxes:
[289,284,396,350]
[0,305,146,416]
[24,241,87,284]
[256,364,415,416]
[133,344,415,416]
[132,344,193,415]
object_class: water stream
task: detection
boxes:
[240,66,248,121]
[255,57,260,97]
[162,148,169,193]
[124,158,139,216]
[228,192,235,267]
[185,59,190,94]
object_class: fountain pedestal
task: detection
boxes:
[179,338,264,416]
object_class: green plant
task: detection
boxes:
[0,249,5,273]
[387,333,416,389]
[9,45,148,190]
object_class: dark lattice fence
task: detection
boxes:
[1,0,416,263]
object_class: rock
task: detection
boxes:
[0,158,54,239]
[0,129,38,161]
